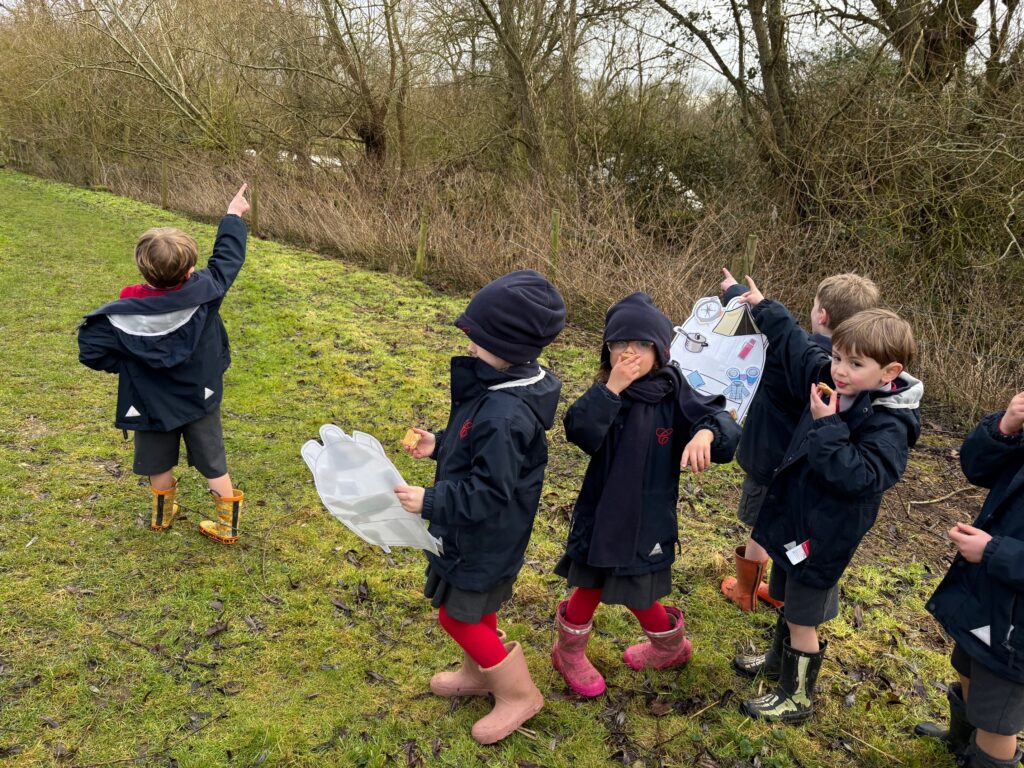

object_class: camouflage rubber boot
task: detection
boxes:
[733,610,789,679]
[741,639,827,724]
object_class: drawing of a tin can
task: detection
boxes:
[745,366,760,385]
[738,338,756,359]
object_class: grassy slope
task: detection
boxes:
[0,169,964,767]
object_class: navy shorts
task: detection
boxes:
[951,643,1024,735]
[768,564,840,626]
[132,408,228,479]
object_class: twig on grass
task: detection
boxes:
[905,486,976,512]
[646,698,722,751]
[71,711,228,768]
[839,728,904,764]
[105,628,218,670]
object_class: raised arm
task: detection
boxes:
[960,396,1024,488]
[205,185,249,292]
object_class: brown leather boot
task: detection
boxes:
[150,480,179,531]
[199,489,243,544]
[430,631,506,697]
[471,642,544,745]
[721,546,767,612]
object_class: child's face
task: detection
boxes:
[830,345,903,397]
[467,341,511,371]
[608,340,658,378]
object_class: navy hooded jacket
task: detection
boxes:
[723,284,832,485]
[77,215,247,432]
[750,300,923,590]
[421,356,562,592]
[927,413,1024,682]
[562,381,740,576]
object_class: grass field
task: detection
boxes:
[0,169,984,766]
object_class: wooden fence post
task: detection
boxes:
[733,234,758,281]
[250,183,259,235]
[549,208,561,283]
[160,161,168,209]
[414,207,428,280]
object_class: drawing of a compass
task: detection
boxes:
[695,298,723,324]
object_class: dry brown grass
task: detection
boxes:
[12,142,1021,426]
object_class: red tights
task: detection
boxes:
[438,606,508,668]
[565,586,670,633]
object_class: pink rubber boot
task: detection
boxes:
[623,605,692,671]
[551,600,606,697]
[430,630,506,697]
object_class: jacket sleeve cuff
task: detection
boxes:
[990,412,1024,441]
[982,534,1024,588]
[596,382,621,402]
[722,284,745,304]
[421,487,436,521]
[810,413,843,429]
[429,431,442,460]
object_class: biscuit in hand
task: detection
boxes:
[816,382,835,398]
[401,429,422,450]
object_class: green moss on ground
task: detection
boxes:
[0,170,962,767]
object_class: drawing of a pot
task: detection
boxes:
[681,331,709,353]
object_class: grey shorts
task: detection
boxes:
[737,476,768,527]
[768,564,840,626]
[951,643,1024,735]
[133,408,228,479]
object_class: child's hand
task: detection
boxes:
[736,275,764,307]
[809,383,834,420]
[394,484,425,514]
[227,184,250,218]
[720,267,739,293]
[948,521,992,563]
[999,391,1024,435]
[681,429,714,474]
[606,352,643,394]
[403,428,435,459]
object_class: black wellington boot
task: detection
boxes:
[733,610,789,680]
[963,732,1023,768]
[914,682,973,758]
[741,639,826,724]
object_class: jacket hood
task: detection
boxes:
[871,371,924,447]
[450,356,562,430]
[82,273,223,369]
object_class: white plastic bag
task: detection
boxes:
[301,425,440,555]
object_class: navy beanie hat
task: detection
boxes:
[455,270,567,364]
[601,292,674,368]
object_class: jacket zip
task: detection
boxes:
[1005,594,1018,654]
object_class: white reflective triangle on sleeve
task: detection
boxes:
[204,388,215,399]
[125,405,141,418]
[970,625,992,646]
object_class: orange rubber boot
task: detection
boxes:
[200,489,243,544]
[150,480,179,531]
[720,545,767,612]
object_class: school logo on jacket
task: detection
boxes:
[655,427,673,446]
[459,420,473,439]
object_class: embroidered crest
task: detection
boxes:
[655,427,673,446]
[459,420,473,439]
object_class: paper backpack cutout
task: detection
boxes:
[302,425,440,554]
[670,296,768,424]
